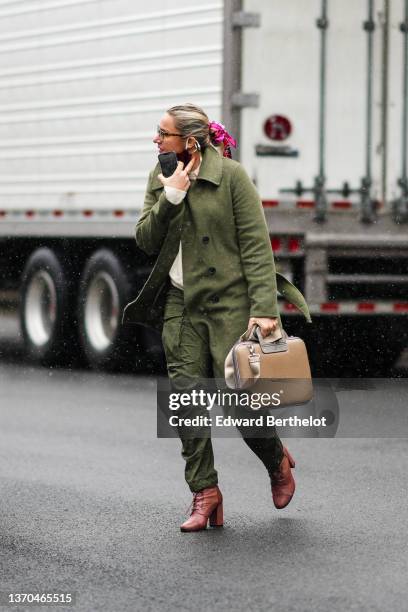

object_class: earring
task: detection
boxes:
[194,141,201,152]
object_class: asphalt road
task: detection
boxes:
[0,357,407,612]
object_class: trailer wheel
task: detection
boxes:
[20,248,73,364]
[78,249,137,370]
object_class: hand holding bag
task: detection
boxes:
[224,325,313,408]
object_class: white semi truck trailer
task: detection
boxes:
[1,0,407,375]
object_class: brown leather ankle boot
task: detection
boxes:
[270,447,296,509]
[180,485,223,532]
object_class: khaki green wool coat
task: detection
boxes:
[122,145,310,347]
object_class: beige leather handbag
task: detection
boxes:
[224,325,313,407]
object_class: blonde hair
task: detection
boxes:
[166,103,217,150]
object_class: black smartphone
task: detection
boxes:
[158,151,178,177]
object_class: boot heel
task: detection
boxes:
[285,448,295,468]
[209,502,223,527]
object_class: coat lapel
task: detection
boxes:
[196,145,222,186]
[124,146,223,326]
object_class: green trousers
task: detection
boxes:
[161,285,284,493]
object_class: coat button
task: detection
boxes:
[210,294,220,303]
[208,267,216,275]
[202,236,210,244]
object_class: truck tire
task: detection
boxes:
[20,248,74,365]
[78,249,138,370]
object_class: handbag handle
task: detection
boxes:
[244,324,289,377]
[254,326,288,354]
[243,323,287,344]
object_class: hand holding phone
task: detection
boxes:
[157,153,196,191]
[158,152,178,177]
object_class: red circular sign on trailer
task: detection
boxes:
[264,115,292,141]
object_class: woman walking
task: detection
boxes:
[123,103,307,532]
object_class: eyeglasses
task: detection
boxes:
[156,125,184,139]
